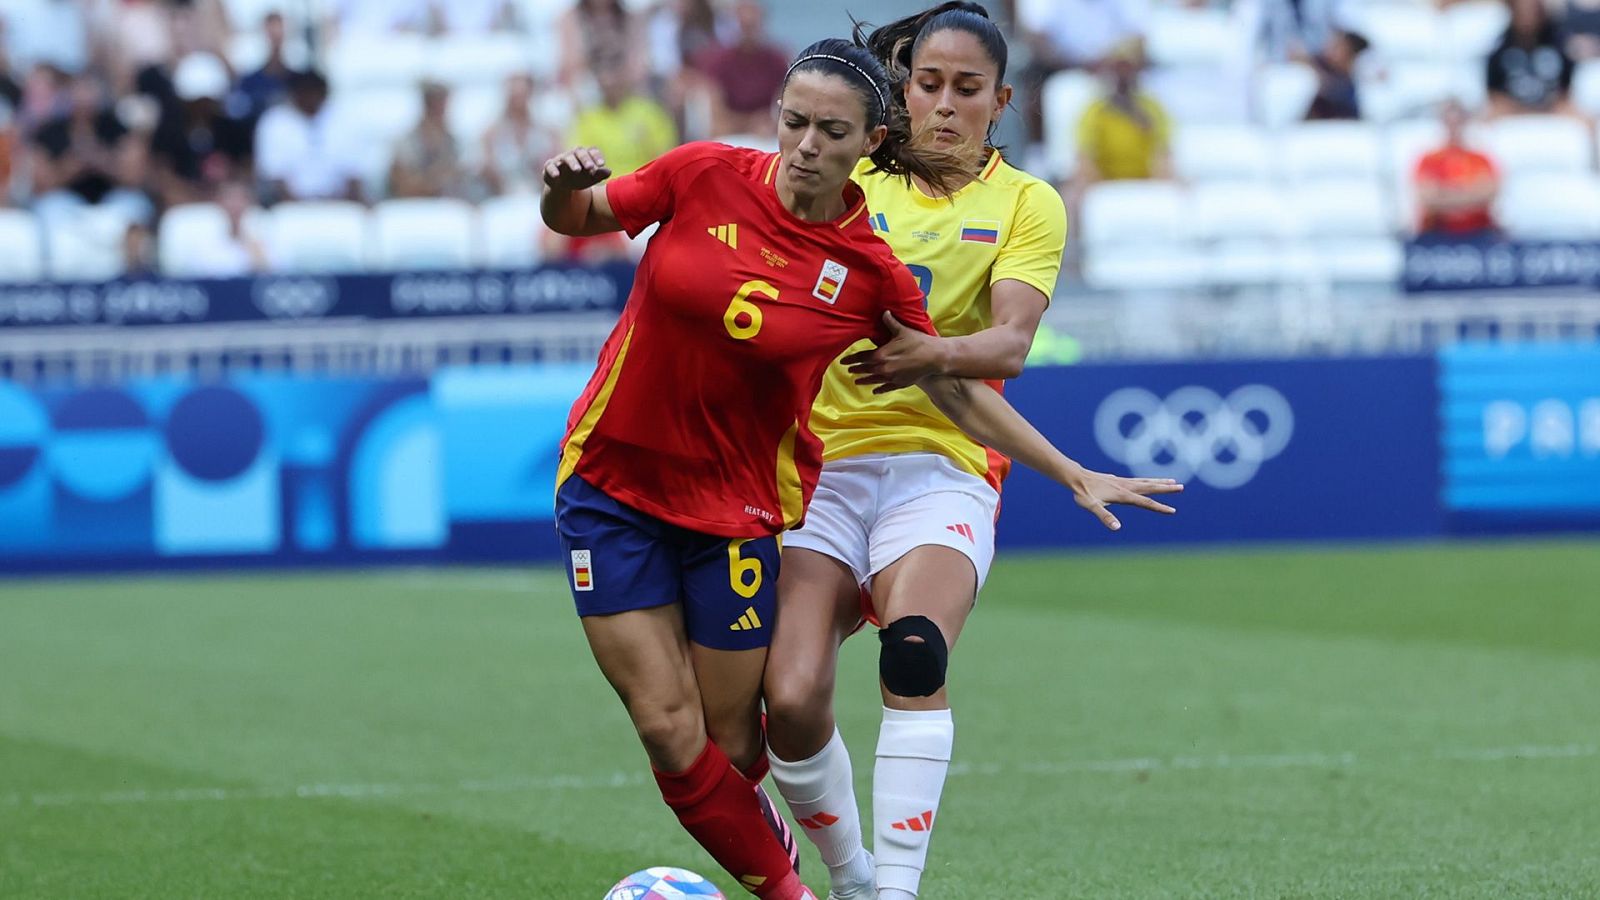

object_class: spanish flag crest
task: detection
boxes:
[812,259,848,305]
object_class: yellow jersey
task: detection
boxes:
[808,152,1069,490]
[1077,94,1170,181]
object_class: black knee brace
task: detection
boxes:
[878,615,949,698]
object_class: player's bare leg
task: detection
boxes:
[867,545,977,900]
[766,548,878,899]
[584,606,809,899]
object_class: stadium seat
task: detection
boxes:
[1384,119,1448,230]
[1439,0,1513,62]
[446,85,506,154]
[44,206,130,283]
[1280,121,1384,182]
[1146,7,1237,68]
[1286,180,1403,284]
[1079,181,1207,291]
[371,198,478,271]
[158,203,229,277]
[1483,116,1595,176]
[326,87,424,192]
[477,195,545,268]
[1041,70,1098,182]
[1190,182,1293,286]
[0,210,45,282]
[226,29,310,73]
[1253,62,1319,128]
[1498,174,1600,239]
[1575,61,1600,118]
[1356,6,1443,63]
[1172,124,1274,183]
[327,34,428,90]
[1146,66,1252,125]
[1360,62,1484,122]
[267,201,371,273]
[424,35,529,87]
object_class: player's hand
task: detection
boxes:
[1068,469,1183,531]
[843,311,949,394]
[543,147,612,191]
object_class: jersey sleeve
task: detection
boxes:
[876,256,939,341]
[604,141,722,238]
[991,181,1068,301]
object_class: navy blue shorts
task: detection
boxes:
[555,474,780,651]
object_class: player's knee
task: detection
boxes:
[878,615,949,698]
[629,696,704,770]
[764,663,832,732]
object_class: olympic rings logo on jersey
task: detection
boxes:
[1093,385,1294,490]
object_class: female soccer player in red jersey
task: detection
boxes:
[542,34,1176,899]
[761,7,1182,899]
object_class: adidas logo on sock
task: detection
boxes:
[890,810,934,832]
[797,811,840,830]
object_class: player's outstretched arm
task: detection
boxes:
[915,373,1183,531]
[540,146,623,236]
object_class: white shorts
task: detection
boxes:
[786,452,1000,594]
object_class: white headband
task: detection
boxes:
[785,53,889,119]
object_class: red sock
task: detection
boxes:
[654,740,806,899]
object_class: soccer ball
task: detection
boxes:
[604,867,726,900]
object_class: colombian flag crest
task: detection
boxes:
[813,259,848,304]
[960,219,1001,244]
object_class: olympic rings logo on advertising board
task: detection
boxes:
[1093,385,1295,489]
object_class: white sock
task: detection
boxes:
[873,706,953,899]
[768,728,874,894]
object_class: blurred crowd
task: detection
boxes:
[0,0,792,274]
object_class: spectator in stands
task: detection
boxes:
[1017,0,1147,145]
[2,0,90,76]
[557,0,648,91]
[29,71,152,225]
[569,65,676,179]
[1562,0,1600,61]
[0,100,14,202]
[17,62,71,135]
[1487,0,1579,118]
[186,179,270,277]
[1413,99,1501,241]
[699,0,788,138]
[0,27,25,114]
[237,12,296,118]
[426,0,519,35]
[480,72,557,196]
[388,81,466,199]
[255,69,363,204]
[673,0,730,71]
[1072,40,1172,187]
[150,52,253,208]
[1306,29,1368,120]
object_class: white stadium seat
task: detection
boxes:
[325,87,424,192]
[1360,62,1486,122]
[0,210,45,282]
[1439,1,1512,62]
[1575,60,1600,118]
[327,34,427,90]
[1146,7,1236,68]
[1356,6,1442,63]
[1080,181,1206,291]
[227,30,311,73]
[1498,174,1600,239]
[1287,180,1402,283]
[1172,124,1274,183]
[44,206,130,283]
[158,203,229,277]
[1385,119,1448,230]
[478,195,545,268]
[1041,70,1098,182]
[1483,116,1595,176]
[371,198,478,271]
[424,35,529,87]
[1280,121,1384,182]
[1191,182,1293,286]
[267,201,371,273]
[1254,62,1318,128]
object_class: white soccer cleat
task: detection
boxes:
[825,851,877,900]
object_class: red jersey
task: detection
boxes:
[1414,147,1499,234]
[557,142,935,538]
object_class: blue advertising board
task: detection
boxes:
[1439,342,1600,530]
[1404,239,1600,292]
[997,357,1443,547]
[0,263,633,329]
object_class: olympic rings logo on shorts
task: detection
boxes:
[1093,385,1295,490]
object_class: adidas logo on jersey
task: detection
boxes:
[708,223,739,249]
[729,606,763,631]
[891,810,935,832]
[946,523,975,543]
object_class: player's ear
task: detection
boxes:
[863,123,888,158]
[994,83,1013,123]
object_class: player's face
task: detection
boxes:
[778,71,887,202]
[905,29,1011,154]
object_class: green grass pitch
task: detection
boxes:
[3,539,1599,898]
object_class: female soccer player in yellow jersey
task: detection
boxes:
[761,6,1182,899]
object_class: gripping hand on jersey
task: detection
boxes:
[543,146,613,191]
[844,311,952,394]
